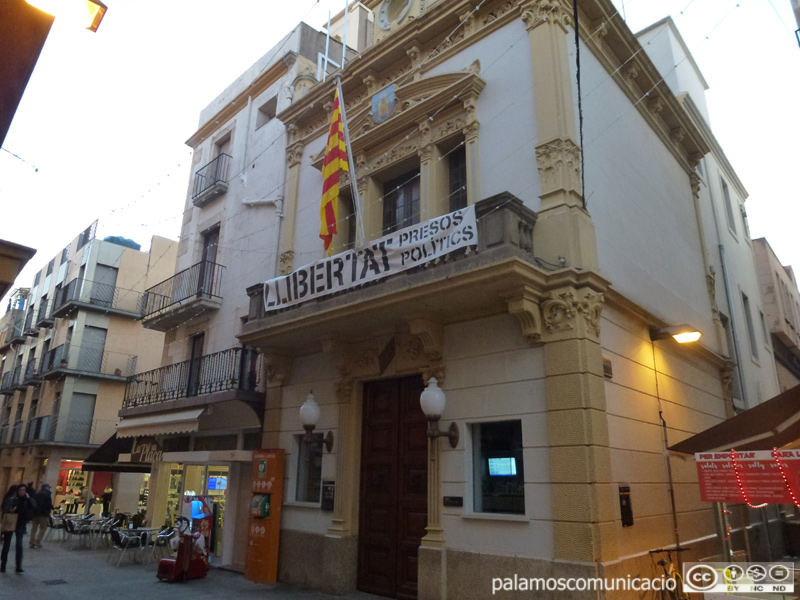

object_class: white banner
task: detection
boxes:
[264,205,477,312]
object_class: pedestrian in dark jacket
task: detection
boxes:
[1,483,37,573]
[29,483,53,549]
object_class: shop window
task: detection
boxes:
[383,169,420,235]
[472,420,525,515]
[295,433,323,503]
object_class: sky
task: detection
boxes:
[1,0,798,310]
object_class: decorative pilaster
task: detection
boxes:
[279,140,305,275]
[262,353,292,448]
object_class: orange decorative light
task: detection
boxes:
[26,0,107,32]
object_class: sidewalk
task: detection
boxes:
[0,530,382,600]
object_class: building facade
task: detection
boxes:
[754,237,800,392]
[119,1,783,598]
[0,223,176,514]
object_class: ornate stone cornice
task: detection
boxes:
[279,251,294,275]
[286,141,304,167]
[409,319,444,362]
[264,353,292,388]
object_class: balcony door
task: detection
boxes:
[91,264,118,308]
[187,333,205,398]
[65,393,95,444]
[198,228,219,298]
[79,326,107,373]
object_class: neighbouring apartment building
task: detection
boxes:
[116,1,783,599]
[0,222,176,514]
[754,237,800,392]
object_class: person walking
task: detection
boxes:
[1,483,37,573]
[29,483,53,548]
[80,486,94,515]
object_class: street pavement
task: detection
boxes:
[0,529,382,599]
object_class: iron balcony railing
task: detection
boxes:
[9,318,26,344]
[10,420,23,444]
[124,347,259,408]
[52,277,144,317]
[192,153,231,200]
[140,261,225,320]
[22,308,38,337]
[23,415,57,443]
[22,357,40,385]
[11,365,22,388]
[40,344,137,379]
[0,371,13,394]
[21,415,115,445]
[36,300,54,328]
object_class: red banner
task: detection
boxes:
[695,450,800,504]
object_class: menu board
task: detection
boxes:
[695,450,800,504]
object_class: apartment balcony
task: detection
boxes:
[140,261,224,332]
[10,365,24,391]
[123,346,259,410]
[22,309,38,338]
[8,319,26,346]
[0,423,8,445]
[10,420,23,444]
[40,344,136,382]
[35,300,55,328]
[21,357,40,386]
[51,278,144,319]
[0,371,13,395]
[19,415,114,446]
[192,153,231,208]
[241,193,548,354]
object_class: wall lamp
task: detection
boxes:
[420,377,459,448]
[26,0,108,32]
[299,391,334,452]
[649,324,702,344]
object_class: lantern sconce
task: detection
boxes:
[299,391,334,452]
[420,377,459,449]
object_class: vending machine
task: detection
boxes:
[244,449,284,584]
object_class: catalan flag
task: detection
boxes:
[320,89,349,255]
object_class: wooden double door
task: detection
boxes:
[358,376,428,600]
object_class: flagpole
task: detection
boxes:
[335,73,366,247]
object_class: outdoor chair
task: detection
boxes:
[108,527,147,567]
[44,514,66,542]
[63,517,91,549]
[151,526,175,560]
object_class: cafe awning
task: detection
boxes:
[116,408,205,439]
[669,383,800,455]
[81,434,151,473]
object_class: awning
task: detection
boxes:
[116,408,205,439]
[81,434,151,473]
[669,384,800,455]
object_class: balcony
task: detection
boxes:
[192,153,231,208]
[10,420,23,444]
[35,300,55,328]
[123,346,259,409]
[51,278,144,319]
[0,371,13,395]
[8,319,26,346]
[18,415,114,446]
[22,309,38,338]
[241,193,543,353]
[0,424,8,445]
[21,357,40,386]
[10,365,24,391]
[140,261,225,332]
[40,344,137,382]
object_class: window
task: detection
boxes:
[721,178,737,234]
[740,205,751,239]
[296,433,323,503]
[46,258,54,276]
[472,420,525,514]
[760,310,770,347]
[33,271,41,286]
[448,144,468,212]
[383,169,420,235]
[256,96,278,129]
[742,292,758,359]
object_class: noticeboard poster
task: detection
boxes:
[695,450,800,504]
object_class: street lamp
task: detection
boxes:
[299,391,333,452]
[650,324,702,344]
[420,377,459,448]
[26,0,107,32]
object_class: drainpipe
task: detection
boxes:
[718,243,748,408]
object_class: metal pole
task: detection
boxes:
[323,12,332,82]
[335,74,366,247]
[341,0,350,69]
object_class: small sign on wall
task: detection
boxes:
[321,480,335,512]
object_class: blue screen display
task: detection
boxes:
[488,457,517,476]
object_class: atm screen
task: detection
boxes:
[488,457,517,476]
